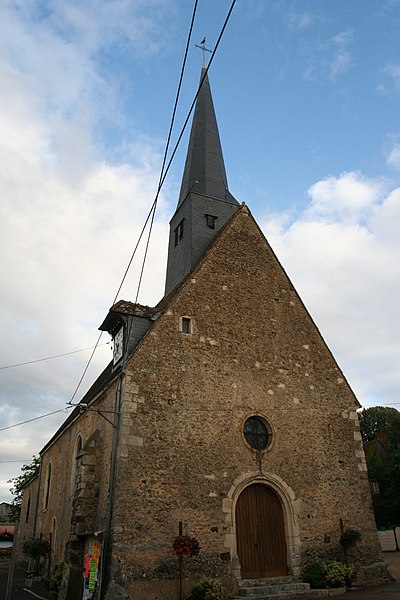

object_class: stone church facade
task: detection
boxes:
[16,66,385,599]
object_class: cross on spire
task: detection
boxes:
[195,37,212,65]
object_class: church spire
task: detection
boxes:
[164,65,239,296]
[177,66,237,207]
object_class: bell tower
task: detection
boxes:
[164,66,239,296]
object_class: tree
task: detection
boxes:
[8,456,40,520]
[359,407,400,527]
[359,406,400,448]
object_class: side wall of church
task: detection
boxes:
[15,475,39,562]
[16,378,117,592]
[108,207,384,599]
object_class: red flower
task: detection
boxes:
[172,534,201,556]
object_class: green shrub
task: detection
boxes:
[303,561,328,589]
[324,560,352,588]
[49,563,64,599]
[186,577,228,600]
[303,560,353,589]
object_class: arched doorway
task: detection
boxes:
[236,483,288,578]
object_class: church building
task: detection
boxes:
[16,65,386,600]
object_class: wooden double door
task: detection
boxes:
[236,483,288,578]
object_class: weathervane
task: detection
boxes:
[195,37,212,65]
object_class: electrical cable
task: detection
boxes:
[0,343,110,370]
[5,0,238,420]
[157,0,237,194]
[117,0,238,369]
[68,0,201,403]
[119,0,241,370]
[67,331,104,405]
[3,2,396,450]
[0,460,32,463]
[112,0,237,308]
[2,399,398,434]
[157,0,199,188]
[111,0,199,305]
[0,409,71,433]
[132,0,238,304]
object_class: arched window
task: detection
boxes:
[43,461,52,509]
[25,492,31,523]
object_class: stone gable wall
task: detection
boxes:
[109,207,382,599]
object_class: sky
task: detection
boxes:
[1,0,400,503]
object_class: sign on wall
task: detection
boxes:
[83,538,102,599]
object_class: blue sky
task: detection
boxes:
[1,0,400,502]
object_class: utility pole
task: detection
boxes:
[5,521,19,600]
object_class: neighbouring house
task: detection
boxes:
[0,502,14,523]
[15,65,386,600]
[0,502,16,552]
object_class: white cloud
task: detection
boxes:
[385,64,400,89]
[302,28,354,82]
[286,10,316,31]
[387,144,400,170]
[378,64,400,95]
[328,30,353,80]
[0,94,170,499]
[1,1,399,506]
[306,171,383,222]
[260,172,400,413]
[0,0,175,502]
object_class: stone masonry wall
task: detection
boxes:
[23,380,117,588]
[15,475,39,562]
[108,206,383,599]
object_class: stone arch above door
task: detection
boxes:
[222,471,302,580]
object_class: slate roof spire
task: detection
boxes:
[164,65,239,296]
[177,66,237,207]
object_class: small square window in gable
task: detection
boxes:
[180,316,192,334]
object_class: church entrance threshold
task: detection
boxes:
[236,483,288,578]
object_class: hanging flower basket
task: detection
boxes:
[172,534,201,556]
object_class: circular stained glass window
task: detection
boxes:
[243,416,271,451]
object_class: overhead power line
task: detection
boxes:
[111,0,238,318]
[0,343,111,371]
[111,0,200,306]
[0,408,72,433]
[0,460,32,463]
[1,399,398,434]
[4,1,238,424]
[68,331,104,406]
[67,0,203,405]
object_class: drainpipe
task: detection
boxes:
[5,521,19,600]
[99,369,123,599]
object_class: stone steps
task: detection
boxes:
[230,577,346,600]
[239,582,310,596]
[233,592,345,600]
